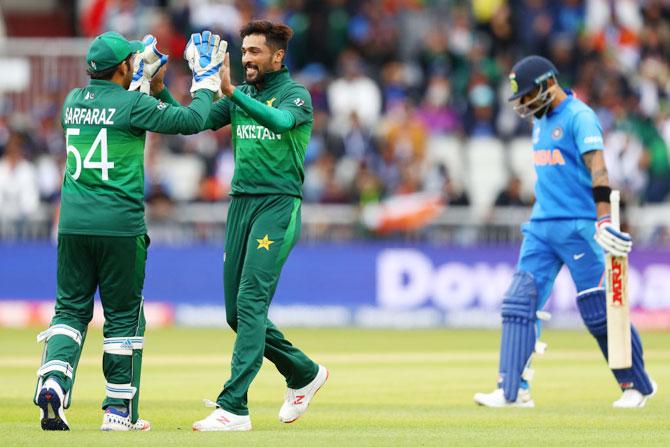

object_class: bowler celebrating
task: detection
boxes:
[177,21,328,431]
[474,56,656,408]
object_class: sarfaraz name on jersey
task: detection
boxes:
[63,107,116,126]
[236,124,283,140]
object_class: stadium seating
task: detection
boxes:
[466,137,509,217]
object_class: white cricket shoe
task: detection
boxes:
[279,365,329,423]
[474,388,535,408]
[100,407,151,431]
[613,381,658,408]
[37,378,70,431]
[192,408,252,432]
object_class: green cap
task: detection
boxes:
[86,31,144,73]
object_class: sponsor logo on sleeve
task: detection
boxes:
[583,135,603,145]
[293,98,305,107]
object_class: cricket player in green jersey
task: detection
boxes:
[186,21,327,431]
[35,30,226,431]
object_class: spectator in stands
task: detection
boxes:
[0,132,39,220]
[416,71,461,135]
[617,92,670,203]
[494,177,529,207]
[327,49,382,137]
[104,0,149,38]
[464,77,497,137]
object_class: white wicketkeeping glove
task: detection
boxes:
[595,215,633,257]
[129,34,169,94]
[184,30,227,97]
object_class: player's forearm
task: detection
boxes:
[172,90,215,134]
[133,90,214,135]
[584,150,611,218]
[229,88,295,133]
[156,87,181,107]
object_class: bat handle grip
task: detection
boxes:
[610,189,620,231]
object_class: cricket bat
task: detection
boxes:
[606,190,632,369]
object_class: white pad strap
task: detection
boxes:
[522,367,535,382]
[37,360,74,380]
[37,324,82,346]
[103,337,144,355]
[106,383,137,400]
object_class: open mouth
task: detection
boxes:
[245,65,258,77]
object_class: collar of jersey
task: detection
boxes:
[88,79,127,90]
[246,66,289,91]
[547,88,573,118]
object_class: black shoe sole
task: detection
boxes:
[38,388,69,431]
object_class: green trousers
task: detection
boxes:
[217,195,318,415]
[37,234,147,423]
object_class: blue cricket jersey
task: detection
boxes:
[530,90,604,221]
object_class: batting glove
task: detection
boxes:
[129,34,169,94]
[184,30,227,96]
[595,215,633,257]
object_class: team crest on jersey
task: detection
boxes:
[551,126,563,140]
[157,101,167,110]
[84,91,95,100]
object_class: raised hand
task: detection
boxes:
[184,30,227,97]
[129,34,169,94]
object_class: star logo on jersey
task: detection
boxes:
[293,98,305,107]
[552,126,563,140]
[266,97,276,107]
[256,234,274,251]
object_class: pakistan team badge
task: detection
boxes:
[257,234,274,251]
[552,126,563,140]
[509,73,518,94]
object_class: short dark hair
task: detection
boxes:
[87,54,132,80]
[240,20,293,52]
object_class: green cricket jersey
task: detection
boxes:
[206,67,314,197]
[59,79,213,236]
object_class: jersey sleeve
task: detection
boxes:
[155,87,181,107]
[276,85,313,127]
[61,89,78,128]
[229,88,295,133]
[129,89,213,135]
[573,109,604,154]
[205,97,232,131]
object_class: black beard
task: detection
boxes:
[245,65,264,85]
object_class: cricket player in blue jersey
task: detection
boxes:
[474,56,656,408]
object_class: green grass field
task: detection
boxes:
[1,327,669,446]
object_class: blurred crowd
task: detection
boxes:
[2,0,670,225]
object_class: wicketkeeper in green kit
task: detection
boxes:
[34,30,226,431]
[187,21,328,431]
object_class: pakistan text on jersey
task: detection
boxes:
[64,107,116,126]
[236,124,283,140]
